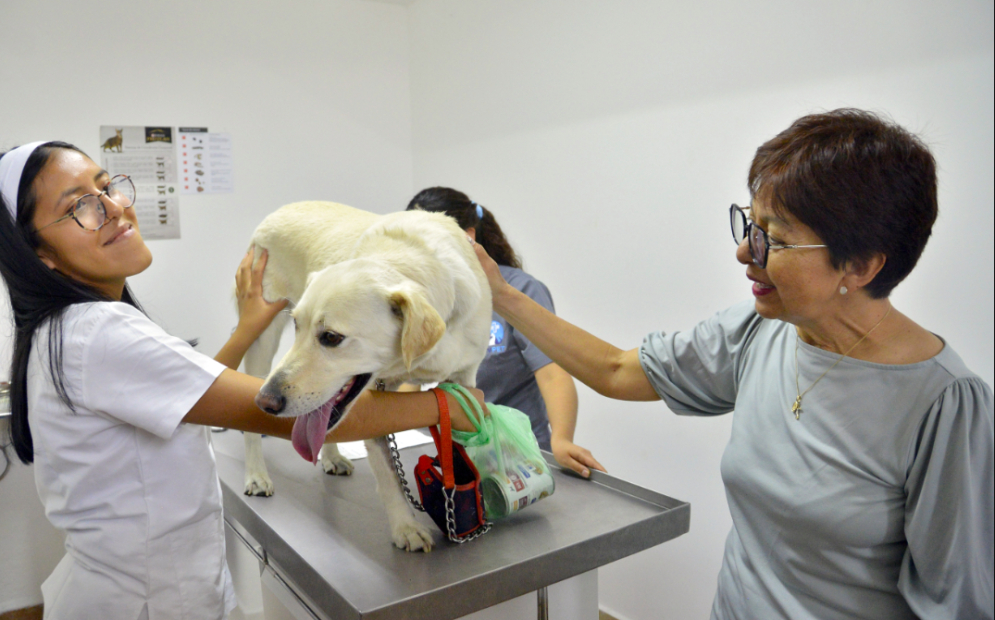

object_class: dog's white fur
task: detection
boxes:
[241,201,491,551]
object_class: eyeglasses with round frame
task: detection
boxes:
[36,175,136,233]
[729,203,827,268]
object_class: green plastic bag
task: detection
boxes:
[438,383,555,520]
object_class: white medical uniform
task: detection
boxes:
[28,302,236,620]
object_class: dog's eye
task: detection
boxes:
[319,331,345,348]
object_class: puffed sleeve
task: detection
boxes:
[512,276,556,373]
[75,303,226,439]
[638,301,764,416]
[899,377,995,619]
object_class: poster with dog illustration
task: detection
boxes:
[99,125,180,240]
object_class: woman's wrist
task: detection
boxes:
[491,281,523,316]
[328,389,481,441]
[229,323,255,346]
[215,328,254,370]
[232,312,277,343]
[228,325,257,355]
[550,431,573,444]
[444,390,480,433]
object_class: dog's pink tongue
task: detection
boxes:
[291,405,332,464]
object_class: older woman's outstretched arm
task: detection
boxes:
[475,243,659,402]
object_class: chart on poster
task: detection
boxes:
[98,126,180,240]
[178,128,233,194]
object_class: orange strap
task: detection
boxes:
[430,388,455,489]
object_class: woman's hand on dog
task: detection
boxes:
[235,246,289,340]
[472,242,515,310]
[215,247,289,370]
[551,437,606,479]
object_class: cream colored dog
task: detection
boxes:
[241,201,491,551]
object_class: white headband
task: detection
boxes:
[0,141,49,220]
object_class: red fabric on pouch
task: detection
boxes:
[414,388,486,541]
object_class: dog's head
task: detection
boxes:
[255,259,447,463]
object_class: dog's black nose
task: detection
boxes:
[255,391,286,414]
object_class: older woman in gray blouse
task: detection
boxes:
[473,109,994,620]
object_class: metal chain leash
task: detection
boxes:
[378,379,426,513]
[380,379,491,543]
[444,487,491,544]
[386,431,425,512]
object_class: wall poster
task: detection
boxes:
[99,126,180,240]
[178,128,234,194]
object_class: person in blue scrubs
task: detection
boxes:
[407,187,605,478]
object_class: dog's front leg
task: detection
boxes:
[365,436,434,552]
[241,312,289,496]
[318,442,354,476]
[243,432,274,496]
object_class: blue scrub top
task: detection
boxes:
[475,265,556,449]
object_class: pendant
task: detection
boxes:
[791,396,803,420]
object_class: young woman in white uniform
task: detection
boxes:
[0,141,480,620]
[471,111,993,619]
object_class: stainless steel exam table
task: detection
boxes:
[212,429,689,620]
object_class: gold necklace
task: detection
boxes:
[791,306,892,420]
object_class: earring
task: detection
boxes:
[840,286,848,295]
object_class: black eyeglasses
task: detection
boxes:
[729,204,826,268]
[37,175,136,232]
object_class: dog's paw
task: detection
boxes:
[391,519,434,553]
[319,451,355,476]
[244,472,274,496]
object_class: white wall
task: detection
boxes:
[1,0,414,354]
[407,2,994,619]
[0,0,412,611]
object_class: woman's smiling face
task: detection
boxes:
[736,199,844,325]
[30,149,152,299]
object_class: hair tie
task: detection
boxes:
[0,141,49,220]
[473,202,483,220]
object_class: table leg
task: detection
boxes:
[537,586,549,620]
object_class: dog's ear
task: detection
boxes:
[389,287,446,371]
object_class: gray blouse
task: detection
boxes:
[639,301,994,620]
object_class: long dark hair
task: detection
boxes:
[0,142,143,464]
[406,187,522,269]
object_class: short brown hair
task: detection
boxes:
[749,109,938,298]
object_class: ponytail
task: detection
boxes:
[406,186,522,269]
